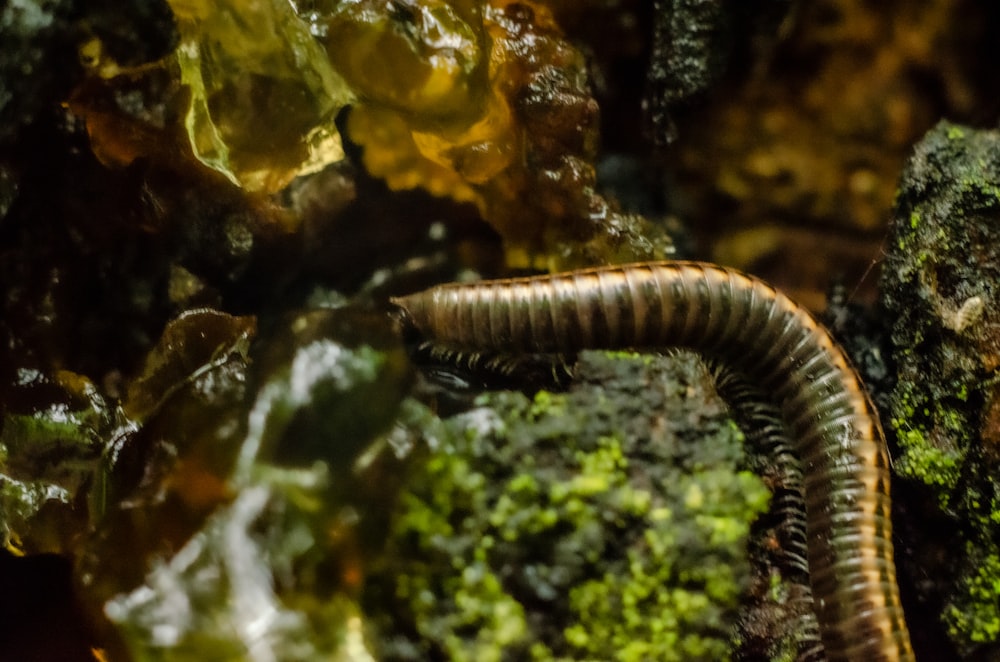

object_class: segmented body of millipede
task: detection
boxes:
[711,363,824,661]
[391,260,913,662]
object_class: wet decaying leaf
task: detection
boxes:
[122,309,256,421]
[168,0,354,192]
[2,0,1000,660]
[74,306,412,660]
[315,0,675,270]
[1,370,117,556]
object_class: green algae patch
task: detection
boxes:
[365,350,770,661]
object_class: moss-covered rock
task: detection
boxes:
[365,350,771,661]
[881,120,1000,657]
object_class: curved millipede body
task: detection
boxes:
[711,362,824,661]
[391,261,913,662]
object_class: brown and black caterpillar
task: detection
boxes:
[391,260,913,662]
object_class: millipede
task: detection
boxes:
[711,362,824,661]
[391,260,914,662]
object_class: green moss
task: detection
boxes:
[888,381,970,505]
[367,351,770,661]
[601,349,651,364]
[385,468,532,659]
[892,429,962,496]
[947,125,966,140]
[560,468,768,662]
[944,545,1000,645]
[527,389,567,420]
[565,473,768,662]
[445,566,529,662]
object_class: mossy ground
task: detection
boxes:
[365,350,772,661]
